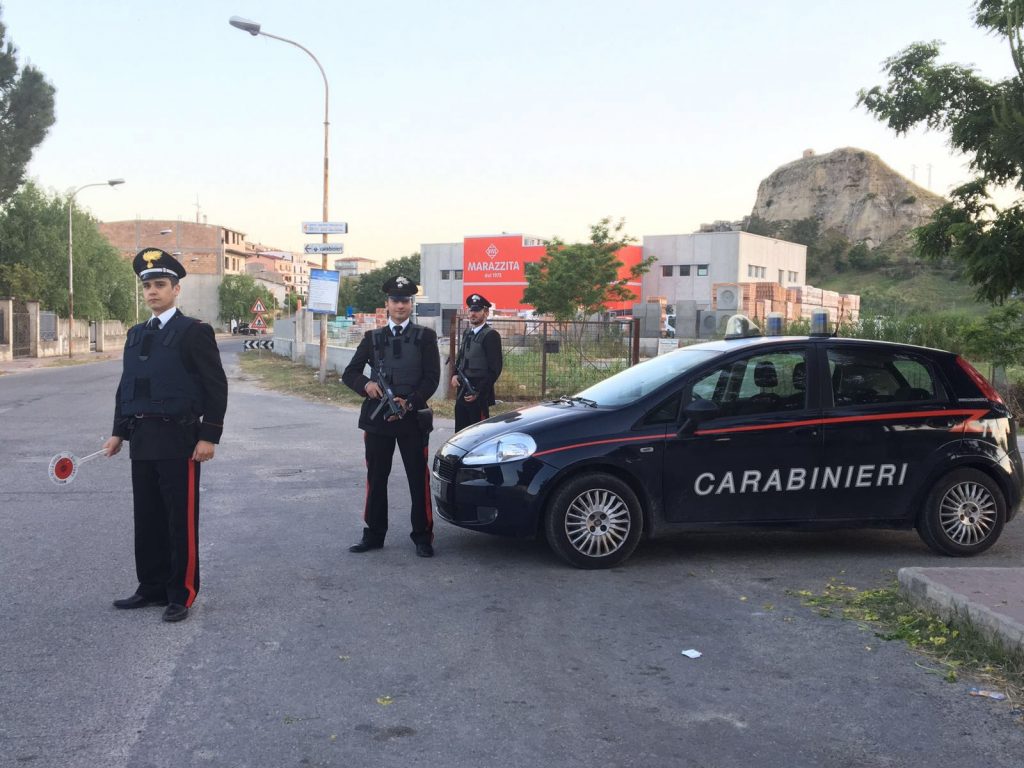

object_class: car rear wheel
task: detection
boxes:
[917,468,1005,556]
[544,472,643,569]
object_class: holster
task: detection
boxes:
[416,408,434,435]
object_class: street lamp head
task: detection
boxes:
[229,16,261,35]
[108,178,125,187]
[159,228,172,235]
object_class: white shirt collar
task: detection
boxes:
[151,307,177,327]
[389,319,410,333]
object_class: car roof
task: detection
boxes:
[682,335,954,357]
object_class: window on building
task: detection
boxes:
[779,269,785,284]
[679,265,691,276]
[454,270,463,279]
[789,270,799,283]
[224,257,229,270]
[662,265,674,277]
[697,264,709,277]
[441,270,450,280]
[747,265,755,278]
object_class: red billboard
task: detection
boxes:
[462,235,545,311]
[462,236,644,314]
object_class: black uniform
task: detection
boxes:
[112,310,227,608]
[453,323,503,431]
[341,322,440,545]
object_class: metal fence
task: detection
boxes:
[448,317,639,401]
[39,311,58,342]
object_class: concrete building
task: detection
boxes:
[98,219,249,328]
[333,256,376,277]
[248,251,309,297]
[418,229,806,337]
[640,231,806,309]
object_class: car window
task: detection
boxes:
[688,349,808,417]
[575,348,718,407]
[827,348,943,407]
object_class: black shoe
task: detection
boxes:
[162,604,189,622]
[349,540,383,553]
[415,541,434,558]
[113,593,168,610]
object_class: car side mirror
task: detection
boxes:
[677,399,720,436]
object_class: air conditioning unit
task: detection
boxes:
[697,310,719,338]
[715,283,740,311]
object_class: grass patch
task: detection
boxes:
[237,353,530,421]
[790,577,1024,710]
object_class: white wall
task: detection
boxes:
[420,242,465,307]
[641,231,806,309]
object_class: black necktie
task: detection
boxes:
[393,325,402,337]
[146,317,161,331]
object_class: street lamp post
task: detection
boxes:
[68,178,125,358]
[229,16,332,383]
[134,225,174,323]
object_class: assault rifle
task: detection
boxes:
[455,366,477,399]
[370,366,407,421]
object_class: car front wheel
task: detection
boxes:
[916,468,1005,556]
[544,472,643,569]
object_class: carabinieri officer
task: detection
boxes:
[342,275,440,557]
[103,248,228,623]
[450,293,503,431]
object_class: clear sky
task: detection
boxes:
[3,0,1014,265]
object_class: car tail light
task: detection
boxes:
[956,357,1005,405]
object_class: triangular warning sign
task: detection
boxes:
[250,314,268,330]
[251,299,267,314]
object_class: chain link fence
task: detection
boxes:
[448,317,639,401]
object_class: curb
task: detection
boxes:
[898,567,1024,651]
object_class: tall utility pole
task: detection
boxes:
[229,16,332,383]
[67,179,125,357]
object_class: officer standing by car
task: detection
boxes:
[450,293,503,431]
[341,275,440,557]
[102,248,228,622]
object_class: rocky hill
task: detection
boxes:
[750,148,946,248]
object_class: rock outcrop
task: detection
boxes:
[750,148,946,247]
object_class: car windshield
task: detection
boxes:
[574,348,718,407]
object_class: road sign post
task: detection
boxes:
[302,221,349,234]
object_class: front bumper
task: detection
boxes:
[431,451,556,539]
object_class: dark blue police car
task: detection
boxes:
[431,316,1023,568]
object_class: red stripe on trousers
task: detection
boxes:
[184,460,198,607]
[363,432,370,523]
[422,445,433,530]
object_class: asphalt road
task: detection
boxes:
[2,338,1023,768]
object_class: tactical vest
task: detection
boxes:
[461,325,494,378]
[118,312,204,418]
[372,325,426,397]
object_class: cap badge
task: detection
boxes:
[141,249,163,268]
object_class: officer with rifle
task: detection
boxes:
[341,275,440,557]
[450,293,503,431]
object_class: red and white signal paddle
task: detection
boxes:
[48,449,107,485]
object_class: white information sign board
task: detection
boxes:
[308,269,341,314]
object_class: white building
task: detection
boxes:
[641,231,806,310]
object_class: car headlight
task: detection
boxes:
[461,432,537,465]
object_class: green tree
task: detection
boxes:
[522,217,655,321]
[348,253,420,312]
[218,274,277,325]
[964,299,1024,367]
[0,5,57,206]
[858,0,1024,302]
[0,182,135,321]
[336,276,359,315]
